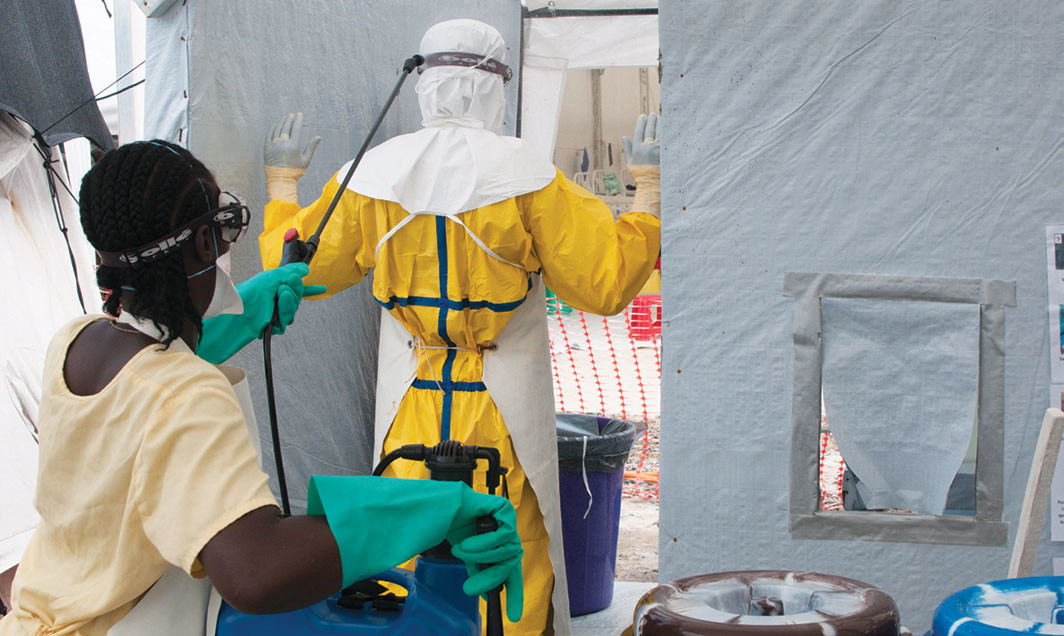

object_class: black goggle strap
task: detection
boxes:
[96,193,249,269]
[418,52,512,84]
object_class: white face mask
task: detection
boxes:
[201,250,244,319]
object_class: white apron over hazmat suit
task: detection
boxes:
[259,19,662,636]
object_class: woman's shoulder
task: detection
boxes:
[132,342,234,400]
[46,313,106,350]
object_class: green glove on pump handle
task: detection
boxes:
[306,476,524,624]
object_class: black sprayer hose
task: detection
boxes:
[262,326,291,516]
[260,54,424,517]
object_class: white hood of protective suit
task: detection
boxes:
[342,19,555,215]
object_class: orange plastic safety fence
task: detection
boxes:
[547,299,661,501]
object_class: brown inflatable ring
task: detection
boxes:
[628,570,899,636]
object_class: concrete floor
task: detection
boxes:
[570,581,657,636]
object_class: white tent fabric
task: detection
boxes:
[520,13,657,161]
[0,114,97,572]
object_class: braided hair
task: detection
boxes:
[80,140,219,347]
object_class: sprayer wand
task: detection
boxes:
[261,53,423,517]
[279,53,424,266]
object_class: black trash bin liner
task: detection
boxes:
[555,412,639,472]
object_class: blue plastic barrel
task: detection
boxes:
[927,577,1064,635]
[216,563,479,636]
[556,413,638,616]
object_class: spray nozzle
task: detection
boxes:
[404,54,425,73]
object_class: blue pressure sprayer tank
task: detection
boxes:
[216,441,509,636]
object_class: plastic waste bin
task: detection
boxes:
[629,570,900,635]
[556,412,638,616]
[927,576,1064,636]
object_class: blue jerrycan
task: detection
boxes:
[216,557,479,636]
[217,440,508,636]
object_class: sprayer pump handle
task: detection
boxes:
[279,228,311,266]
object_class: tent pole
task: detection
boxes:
[524,8,657,18]
[516,5,528,138]
[33,136,88,314]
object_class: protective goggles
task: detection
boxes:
[97,191,250,269]
[419,52,512,84]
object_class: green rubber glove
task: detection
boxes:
[307,476,524,623]
[197,263,326,364]
[448,487,523,623]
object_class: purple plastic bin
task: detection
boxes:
[556,413,637,616]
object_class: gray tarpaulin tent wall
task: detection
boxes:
[660,1,1064,632]
[143,1,520,511]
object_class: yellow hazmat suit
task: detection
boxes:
[260,171,658,633]
[260,19,660,636]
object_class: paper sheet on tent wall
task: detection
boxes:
[1044,226,1064,383]
[820,298,980,515]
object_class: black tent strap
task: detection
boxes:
[95,79,145,102]
[39,60,145,140]
[523,7,657,18]
[33,140,88,314]
[32,142,80,204]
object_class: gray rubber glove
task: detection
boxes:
[622,113,661,217]
[622,112,661,167]
[264,112,321,203]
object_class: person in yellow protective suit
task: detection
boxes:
[259,19,661,636]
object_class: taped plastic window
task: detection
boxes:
[820,298,978,516]
[784,272,1013,546]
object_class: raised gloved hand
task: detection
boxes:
[264,112,321,203]
[622,113,661,218]
[197,263,326,364]
[307,476,524,623]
